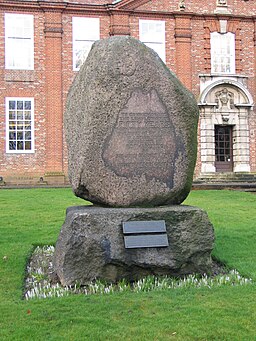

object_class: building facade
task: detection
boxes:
[0,0,255,185]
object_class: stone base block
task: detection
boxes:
[54,205,215,286]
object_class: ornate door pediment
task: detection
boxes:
[198,78,253,173]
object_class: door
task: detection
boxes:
[215,125,233,172]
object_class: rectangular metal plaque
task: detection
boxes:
[124,234,169,249]
[123,220,166,234]
[122,220,169,249]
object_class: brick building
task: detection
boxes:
[0,0,255,185]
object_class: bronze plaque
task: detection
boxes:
[103,89,176,184]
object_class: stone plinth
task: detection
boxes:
[54,205,214,286]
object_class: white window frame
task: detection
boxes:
[139,19,166,63]
[6,98,35,154]
[72,17,100,71]
[5,13,34,70]
[211,32,235,74]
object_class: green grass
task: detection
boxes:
[0,188,256,340]
[184,190,256,279]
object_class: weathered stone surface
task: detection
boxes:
[65,36,199,207]
[54,205,214,286]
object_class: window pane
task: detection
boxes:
[9,141,16,150]
[17,141,24,150]
[24,121,31,130]
[17,111,23,120]
[7,15,32,38]
[25,141,31,150]
[17,132,24,140]
[17,121,24,130]
[25,101,31,110]
[25,111,31,120]
[9,101,16,110]
[9,122,16,130]
[9,111,16,119]
[17,101,23,110]
[140,20,165,43]
[25,131,31,140]
[9,132,16,140]
[8,39,33,69]
[73,18,99,40]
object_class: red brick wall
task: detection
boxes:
[0,9,47,181]
[44,10,64,174]
[0,0,255,183]
[137,0,256,16]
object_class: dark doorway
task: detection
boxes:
[215,125,233,172]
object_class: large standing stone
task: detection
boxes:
[54,36,214,286]
[65,36,199,207]
[54,205,214,286]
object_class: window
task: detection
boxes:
[5,13,34,70]
[72,17,100,71]
[211,32,235,74]
[6,98,34,153]
[139,20,166,62]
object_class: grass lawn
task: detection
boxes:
[0,188,256,340]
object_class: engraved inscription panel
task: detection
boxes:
[124,234,169,249]
[123,220,166,234]
[103,89,176,184]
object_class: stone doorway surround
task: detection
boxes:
[198,75,253,173]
